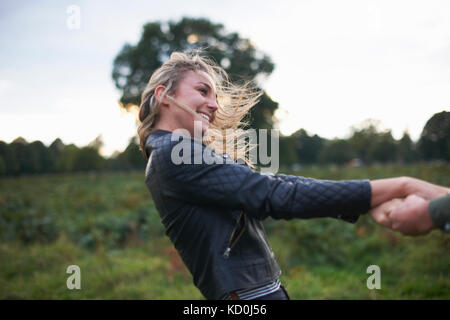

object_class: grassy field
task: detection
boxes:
[0,164,449,299]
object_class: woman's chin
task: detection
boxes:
[201,122,210,135]
[202,127,209,136]
[190,119,209,137]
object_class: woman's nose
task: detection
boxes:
[207,99,219,112]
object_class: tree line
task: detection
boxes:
[0,135,143,176]
[279,111,449,167]
[0,111,448,176]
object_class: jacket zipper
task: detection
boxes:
[257,221,273,257]
[223,211,246,259]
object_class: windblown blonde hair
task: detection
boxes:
[137,50,261,168]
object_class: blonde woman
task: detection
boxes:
[138,51,448,300]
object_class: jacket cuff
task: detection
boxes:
[335,179,371,224]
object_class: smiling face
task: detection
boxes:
[164,70,219,137]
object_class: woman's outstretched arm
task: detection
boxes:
[148,134,447,223]
[148,135,371,221]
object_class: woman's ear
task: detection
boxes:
[154,85,170,106]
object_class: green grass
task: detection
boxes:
[0,234,202,299]
[270,224,449,299]
[0,163,449,299]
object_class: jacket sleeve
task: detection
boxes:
[149,135,371,222]
[429,194,450,232]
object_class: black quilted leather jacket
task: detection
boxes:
[144,129,372,299]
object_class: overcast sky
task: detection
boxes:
[1,0,449,156]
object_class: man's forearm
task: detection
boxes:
[404,177,450,201]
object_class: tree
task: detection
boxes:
[10,137,40,174]
[418,111,450,161]
[55,144,79,172]
[319,139,356,165]
[112,17,278,130]
[72,135,106,172]
[30,140,54,173]
[0,141,19,175]
[279,135,299,166]
[348,119,384,164]
[0,156,5,175]
[367,131,398,163]
[49,138,65,172]
[291,129,325,164]
[397,131,418,163]
[73,147,104,172]
[88,135,104,152]
[116,137,146,170]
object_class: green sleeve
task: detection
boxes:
[429,194,450,232]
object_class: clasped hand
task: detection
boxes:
[369,178,449,236]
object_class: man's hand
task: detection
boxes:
[370,195,435,236]
[404,177,450,201]
[370,198,403,229]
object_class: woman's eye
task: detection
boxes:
[198,88,208,95]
